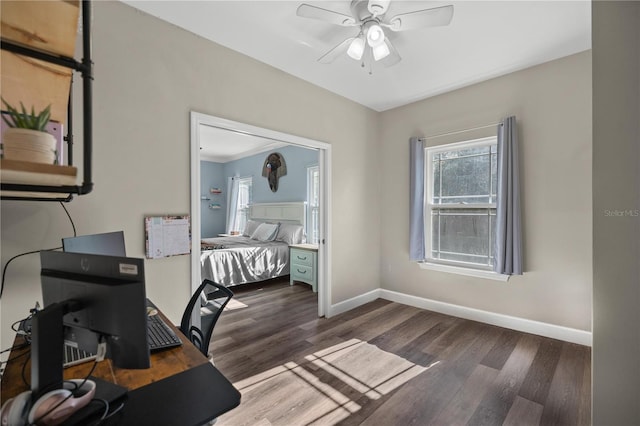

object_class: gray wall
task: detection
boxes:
[9,10,635,419]
[592,2,640,424]
[380,51,592,332]
[0,0,381,352]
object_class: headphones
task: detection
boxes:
[0,379,96,426]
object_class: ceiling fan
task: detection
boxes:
[296,0,454,70]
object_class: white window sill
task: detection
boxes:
[418,262,510,282]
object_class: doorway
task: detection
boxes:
[190,111,331,317]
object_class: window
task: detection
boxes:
[425,137,497,270]
[307,165,320,244]
[231,176,252,234]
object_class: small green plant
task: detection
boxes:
[1,97,51,132]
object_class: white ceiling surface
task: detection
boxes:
[123,1,590,159]
[199,124,288,162]
[122,0,591,113]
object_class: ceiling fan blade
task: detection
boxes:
[318,37,355,64]
[296,4,357,26]
[380,38,401,67]
[387,5,454,32]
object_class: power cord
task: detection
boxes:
[29,354,99,425]
[0,202,76,298]
[0,309,37,381]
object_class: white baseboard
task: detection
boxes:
[328,289,381,317]
[328,288,592,346]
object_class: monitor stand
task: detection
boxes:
[30,302,129,424]
[30,302,65,397]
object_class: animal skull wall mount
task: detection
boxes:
[262,152,287,192]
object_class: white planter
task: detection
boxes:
[1,128,57,164]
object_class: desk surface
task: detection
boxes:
[1,309,241,425]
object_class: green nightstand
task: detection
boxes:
[289,244,318,293]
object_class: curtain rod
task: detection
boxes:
[419,122,502,141]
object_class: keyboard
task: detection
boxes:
[147,314,183,351]
[62,315,182,367]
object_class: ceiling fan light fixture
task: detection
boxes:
[347,36,365,60]
[366,23,385,47]
[372,41,390,61]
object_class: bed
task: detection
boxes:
[200,202,306,287]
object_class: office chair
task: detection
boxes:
[180,279,234,357]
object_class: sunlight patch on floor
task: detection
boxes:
[224,298,249,311]
[305,339,429,400]
[218,339,437,426]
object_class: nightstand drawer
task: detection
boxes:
[289,244,318,293]
[291,264,314,281]
[290,248,314,267]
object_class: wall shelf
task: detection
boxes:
[0,0,94,202]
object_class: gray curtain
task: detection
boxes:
[409,137,425,261]
[494,116,523,275]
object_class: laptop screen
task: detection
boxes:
[62,231,126,257]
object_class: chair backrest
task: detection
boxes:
[180,279,234,357]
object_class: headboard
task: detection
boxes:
[249,202,306,226]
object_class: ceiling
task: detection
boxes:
[199,124,287,163]
[121,0,591,157]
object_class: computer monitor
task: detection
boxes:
[34,251,150,396]
[62,231,126,256]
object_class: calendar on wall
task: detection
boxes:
[144,215,191,259]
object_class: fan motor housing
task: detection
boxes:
[351,0,376,22]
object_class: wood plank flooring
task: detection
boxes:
[213,279,591,426]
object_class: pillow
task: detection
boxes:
[242,220,261,237]
[275,223,304,245]
[250,223,279,242]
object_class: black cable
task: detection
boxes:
[29,358,99,425]
[10,310,35,333]
[0,343,30,365]
[0,202,77,299]
[0,343,26,355]
[59,201,77,237]
[11,319,23,333]
[85,398,126,426]
[86,398,110,426]
[100,401,125,422]
[20,346,31,387]
[0,248,60,299]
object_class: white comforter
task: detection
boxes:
[200,236,290,286]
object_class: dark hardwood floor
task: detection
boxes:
[213,278,591,426]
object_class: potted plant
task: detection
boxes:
[1,97,57,164]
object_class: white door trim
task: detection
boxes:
[189,111,331,317]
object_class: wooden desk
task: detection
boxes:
[1,310,241,425]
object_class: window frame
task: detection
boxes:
[231,176,252,234]
[306,165,320,244]
[424,136,500,274]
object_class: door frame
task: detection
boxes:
[190,111,331,317]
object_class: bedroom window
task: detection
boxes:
[425,137,497,270]
[232,176,252,234]
[307,165,319,244]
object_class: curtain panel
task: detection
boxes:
[494,116,523,275]
[409,137,426,261]
[226,177,240,233]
